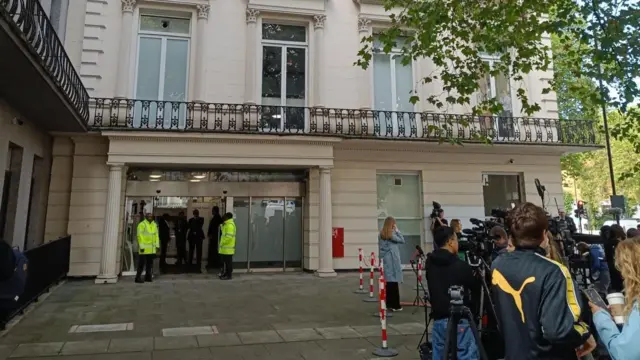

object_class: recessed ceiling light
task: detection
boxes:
[150,179,160,182]
[149,174,162,178]
[189,179,201,182]
[193,174,207,179]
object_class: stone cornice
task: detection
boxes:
[104,132,342,147]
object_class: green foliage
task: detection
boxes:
[357,0,639,144]
[563,191,574,213]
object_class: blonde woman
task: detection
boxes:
[542,231,564,263]
[589,238,640,359]
[450,219,462,235]
[379,216,405,311]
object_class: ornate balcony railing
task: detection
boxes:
[89,98,600,146]
[1,0,89,123]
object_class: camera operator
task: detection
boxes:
[430,209,448,234]
[491,202,595,359]
[489,226,508,261]
[426,227,480,360]
[558,210,577,235]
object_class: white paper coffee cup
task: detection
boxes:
[606,293,625,325]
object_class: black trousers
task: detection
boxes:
[136,254,155,280]
[386,281,401,310]
[207,236,220,269]
[221,254,233,277]
[159,240,169,268]
[188,238,203,268]
[175,236,187,265]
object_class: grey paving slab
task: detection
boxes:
[388,322,425,335]
[352,325,401,337]
[0,345,16,360]
[276,328,323,342]
[154,336,199,350]
[208,344,268,360]
[196,333,241,347]
[315,338,375,351]
[264,341,322,356]
[162,326,217,337]
[8,342,63,358]
[315,326,361,340]
[60,340,110,355]
[237,330,284,345]
[107,337,154,353]
[152,348,214,360]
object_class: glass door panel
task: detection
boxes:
[284,198,303,268]
[284,47,306,131]
[233,198,250,271]
[163,38,189,129]
[261,46,282,130]
[249,198,284,269]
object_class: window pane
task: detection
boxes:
[495,72,512,116]
[262,23,306,42]
[376,174,421,218]
[482,174,522,216]
[140,15,190,34]
[163,39,189,101]
[373,54,392,111]
[262,46,282,105]
[135,37,162,100]
[394,55,413,112]
[285,48,306,105]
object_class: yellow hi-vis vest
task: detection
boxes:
[219,219,236,255]
[137,219,160,255]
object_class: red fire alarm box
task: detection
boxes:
[332,227,344,258]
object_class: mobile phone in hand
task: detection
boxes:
[582,287,609,312]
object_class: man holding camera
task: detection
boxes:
[491,202,595,359]
[430,208,448,235]
[426,226,480,360]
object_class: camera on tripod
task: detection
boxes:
[459,215,504,263]
[448,285,464,306]
[430,201,443,219]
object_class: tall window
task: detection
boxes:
[377,173,422,264]
[478,56,514,138]
[260,23,307,131]
[372,37,414,137]
[482,173,523,216]
[133,14,191,128]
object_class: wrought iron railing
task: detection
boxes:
[89,98,600,146]
[1,0,89,123]
[0,236,70,330]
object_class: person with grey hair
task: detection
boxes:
[490,226,509,260]
[626,227,638,239]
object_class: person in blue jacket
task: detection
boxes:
[378,216,405,312]
[577,242,610,295]
[589,238,640,360]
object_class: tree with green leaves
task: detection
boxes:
[357,0,639,134]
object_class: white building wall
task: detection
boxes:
[72,0,558,119]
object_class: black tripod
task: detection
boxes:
[465,252,499,333]
[417,288,433,359]
[410,259,427,308]
[443,287,489,360]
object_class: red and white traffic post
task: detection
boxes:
[354,248,367,294]
[362,252,378,302]
[372,273,398,357]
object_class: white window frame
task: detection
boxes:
[481,172,524,216]
[376,171,424,267]
[133,13,192,102]
[479,55,514,115]
[371,39,417,137]
[258,21,310,131]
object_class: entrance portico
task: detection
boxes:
[94,132,339,283]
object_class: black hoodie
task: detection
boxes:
[425,248,480,320]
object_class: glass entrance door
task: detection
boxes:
[231,196,302,271]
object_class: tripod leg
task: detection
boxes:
[464,309,490,360]
[443,315,458,360]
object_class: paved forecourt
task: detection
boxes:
[0,272,431,360]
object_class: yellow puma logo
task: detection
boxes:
[492,270,535,323]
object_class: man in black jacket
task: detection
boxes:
[186,209,205,273]
[426,227,480,360]
[206,206,223,270]
[492,202,595,359]
[158,213,171,273]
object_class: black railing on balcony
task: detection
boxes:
[0,236,71,330]
[89,98,600,146]
[1,0,89,123]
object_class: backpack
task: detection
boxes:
[0,248,28,303]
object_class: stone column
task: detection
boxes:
[115,0,136,98]
[358,17,372,109]
[193,4,210,102]
[316,166,336,277]
[313,15,326,107]
[244,8,260,104]
[96,163,124,284]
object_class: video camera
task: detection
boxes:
[459,210,506,264]
[430,201,443,219]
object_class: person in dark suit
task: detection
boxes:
[186,209,205,273]
[174,211,188,267]
[207,206,223,270]
[158,213,171,272]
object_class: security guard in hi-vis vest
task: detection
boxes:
[136,212,160,283]
[218,213,236,280]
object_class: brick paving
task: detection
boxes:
[0,272,430,359]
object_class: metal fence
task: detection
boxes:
[1,0,90,123]
[0,236,71,330]
[89,98,600,146]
